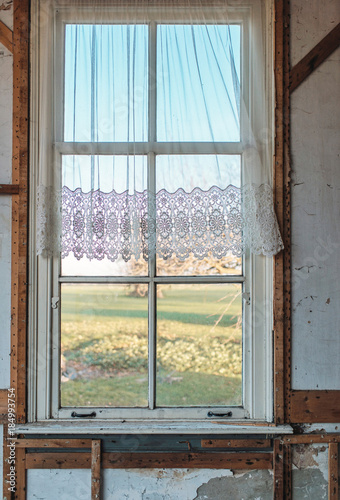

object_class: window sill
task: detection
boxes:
[16,420,294,435]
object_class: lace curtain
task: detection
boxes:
[35,1,283,263]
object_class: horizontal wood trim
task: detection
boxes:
[201,439,271,449]
[102,452,273,469]
[289,390,340,423]
[0,19,13,53]
[0,184,20,195]
[26,452,91,469]
[282,435,340,445]
[14,439,93,448]
[290,22,340,93]
[25,451,273,470]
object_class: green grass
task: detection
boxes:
[60,284,242,407]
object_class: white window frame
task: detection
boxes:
[28,0,274,423]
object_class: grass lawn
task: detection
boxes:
[60,284,242,408]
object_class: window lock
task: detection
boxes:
[51,297,59,309]
[242,292,251,305]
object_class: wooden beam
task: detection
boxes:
[201,439,271,449]
[289,390,340,423]
[290,23,340,93]
[11,0,29,424]
[14,448,26,500]
[25,451,273,470]
[0,19,13,53]
[13,439,93,448]
[25,452,92,469]
[0,184,20,195]
[283,444,292,500]
[0,389,8,422]
[328,443,339,500]
[91,440,101,500]
[102,452,273,470]
[282,435,340,445]
[273,440,284,500]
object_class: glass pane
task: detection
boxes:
[61,155,148,277]
[157,24,240,142]
[60,284,148,407]
[156,155,242,275]
[156,284,242,407]
[64,25,148,142]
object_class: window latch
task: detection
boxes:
[207,411,233,418]
[51,297,59,309]
[242,292,251,305]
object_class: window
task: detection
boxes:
[30,1,278,423]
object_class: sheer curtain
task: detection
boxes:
[36,0,283,264]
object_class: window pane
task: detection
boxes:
[156,284,242,407]
[64,25,148,142]
[61,155,148,277]
[157,24,240,142]
[60,284,148,407]
[156,155,242,275]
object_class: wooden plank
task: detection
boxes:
[273,440,284,500]
[273,0,286,425]
[25,453,92,469]
[91,440,101,500]
[0,19,13,53]
[0,389,8,422]
[102,452,273,470]
[25,452,273,470]
[11,0,29,424]
[0,184,20,195]
[290,23,340,93]
[14,439,93,448]
[328,443,339,500]
[201,439,271,449]
[283,444,292,500]
[14,448,26,500]
[3,425,14,500]
[282,435,340,445]
[289,390,340,423]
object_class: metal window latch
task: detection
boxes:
[207,411,233,418]
[71,411,97,418]
[242,292,251,305]
[51,297,59,309]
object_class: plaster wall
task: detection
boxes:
[290,0,340,389]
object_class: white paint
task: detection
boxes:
[103,469,233,500]
[290,0,340,389]
[0,6,12,184]
[27,470,91,500]
[0,197,11,388]
[290,0,340,66]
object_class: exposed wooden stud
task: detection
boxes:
[290,23,340,93]
[13,439,93,448]
[283,444,292,500]
[273,440,284,499]
[102,452,273,470]
[0,185,20,195]
[282,435,340,445]
[11,0,29,424]
[0,389,8,422]
[0,19,13,53]
[25,452,91,469]
[3,425,13,500]
[201,439,271,449]
[14,448,26,500]
[91,440,101,500]
[328,443,339,500]
[25,451,273,470]
[289,390,340,423]
[273,0,286,426]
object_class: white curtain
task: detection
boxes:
[36,0,283,263]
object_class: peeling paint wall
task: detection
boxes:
[27,469,273,500]
[290,0,340,389]
[292,444,328,499]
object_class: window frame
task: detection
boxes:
[29,0,274,423]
